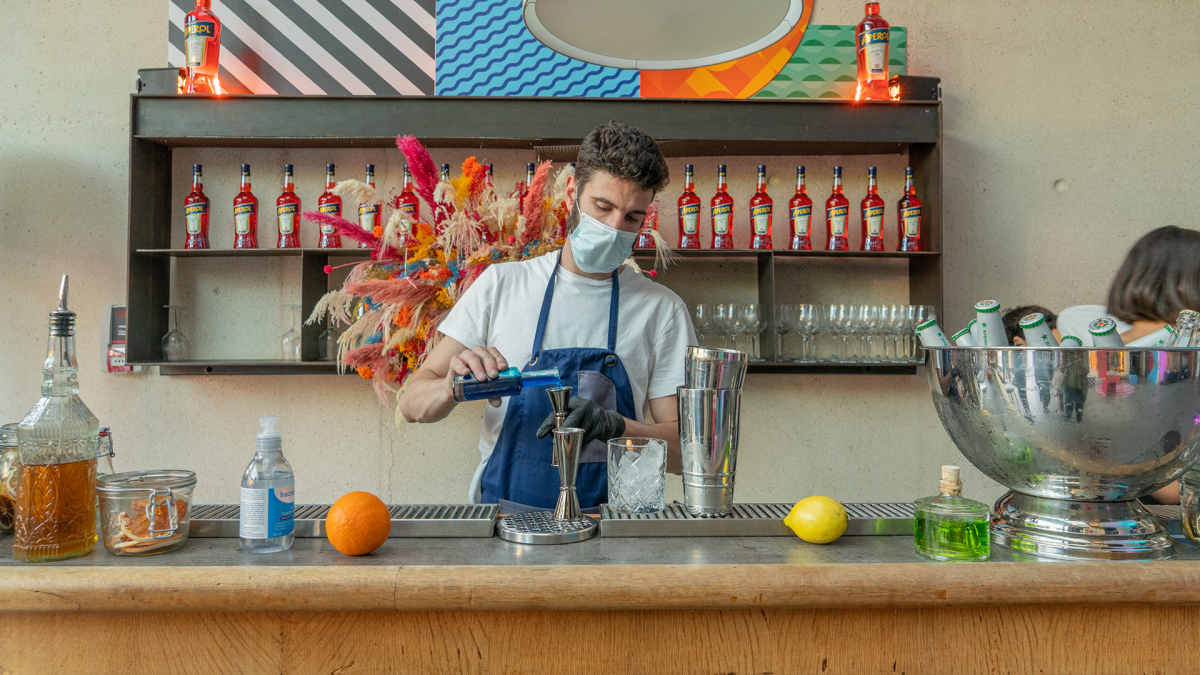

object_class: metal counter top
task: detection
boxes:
[3,531,1200,568]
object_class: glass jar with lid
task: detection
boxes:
[0,423,18,534]
[97,470,197,556]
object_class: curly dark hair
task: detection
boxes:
[575,122,670,196]
[1107,226,1200,324]
[1002,305,1057,344]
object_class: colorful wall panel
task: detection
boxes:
[167,0,906,99]
[435,0,638,97]
[753,24,907,99]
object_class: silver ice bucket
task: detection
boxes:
[925,346,1200,560]
[678,386,741,517]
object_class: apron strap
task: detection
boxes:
[530,251,621,363]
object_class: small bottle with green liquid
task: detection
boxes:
[914,465,990,561]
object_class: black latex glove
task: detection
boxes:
[535,396,626,447]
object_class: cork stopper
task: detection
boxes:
[939,465,962,496]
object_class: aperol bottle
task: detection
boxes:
[826,166,850,251]
[183,164,209,250]
[317,163,342,249]
[357,164,380,249]
[855,3,891,101]
[233,164,258,249]
[276,165,301,249]
[517,162,535,210]
[749,165,773,250]
[397,164,420,225]
[635,200,658,249]
[183,0,221,94]
[788,166,813,251]
[710,164,735,249]
[860,166,885,251]
[898,166,923,251]
[677,164,701,249]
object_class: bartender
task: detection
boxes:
[397,122,695,511]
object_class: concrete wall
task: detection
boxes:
[2,1,1196,507]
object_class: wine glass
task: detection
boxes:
[713,304,732,349]
[862,305,882,362]
[741,304,766,361]
[774,304,795,362]
[729,304,749,354]
[794,304,820,363]
[161,304,189,361]
[823,304,845,362]
[282,304,302,361]
[910,305,936,362]
[692,304,714,349]
[318,317,339,362]
[846,305,869,362]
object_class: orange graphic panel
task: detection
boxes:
[640,1,813,99]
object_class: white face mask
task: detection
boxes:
[568,206,638,274]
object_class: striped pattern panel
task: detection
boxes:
[435,0,639,98]
[167,0,435,95]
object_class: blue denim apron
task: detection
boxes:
[480,257,637,510]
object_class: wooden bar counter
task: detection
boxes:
[3,533,1200,674]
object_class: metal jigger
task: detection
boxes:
[552,427,584,521]
[494,423,598,545]
[546,386,572,467]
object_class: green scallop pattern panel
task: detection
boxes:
[753,25,906,100]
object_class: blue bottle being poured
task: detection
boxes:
[239,416,295,554]
[452,367,562,402]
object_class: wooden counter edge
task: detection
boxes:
[4,562,1200,613]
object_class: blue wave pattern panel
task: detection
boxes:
[167,0,435,95]
[436,0,638,97]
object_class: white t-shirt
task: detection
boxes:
[437,252,696,503]
[1056,305,1132,346]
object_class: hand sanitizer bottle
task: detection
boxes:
[240,416,295,553]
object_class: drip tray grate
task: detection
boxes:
[1144,504,1183,535]
[599,502,915,537]
[188,503,498,538]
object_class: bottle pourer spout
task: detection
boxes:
[58,275,69,311]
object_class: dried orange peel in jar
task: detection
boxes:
[106,497,189,554]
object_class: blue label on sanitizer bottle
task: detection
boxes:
[239,485,295,539]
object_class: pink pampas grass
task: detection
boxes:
[396,135,438,223]
[521,160,552,245]
[303,211,378,247]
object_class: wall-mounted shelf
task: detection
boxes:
[134,247,372,258]
[149,360,918,376]
[127,95,942,375]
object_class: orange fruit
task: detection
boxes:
[325,491,391,556]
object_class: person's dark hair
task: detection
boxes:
[1002,305,1057,344]
[1107,226,1200,324]
[575,122,669,197]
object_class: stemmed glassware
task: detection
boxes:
[691,304,713,349]
[741,304,766,361]
[162,304,189,361]
[318,317,339,362]
[824,304,850,362]
[794,304,819,363]
[861,305,882,362]
[724,304,748,352]
[282,304,302,361]
[713,304,733,349]
[774,304,795,362]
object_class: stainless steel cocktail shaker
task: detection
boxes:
[678,347,747,517]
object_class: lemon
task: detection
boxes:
[784,496,848,544]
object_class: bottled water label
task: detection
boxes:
[239,485,295,539]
